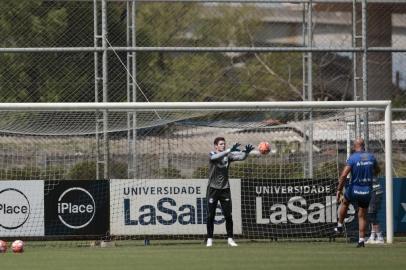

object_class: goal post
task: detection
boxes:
[0,101,393,243]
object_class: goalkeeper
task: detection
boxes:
[206,137,254,247]
[334,138,380,247]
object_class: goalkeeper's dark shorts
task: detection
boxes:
[206,187,232,205]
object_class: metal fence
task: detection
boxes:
[0,0,406,178]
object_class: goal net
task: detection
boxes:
[0,101,393,244]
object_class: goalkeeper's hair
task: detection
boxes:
[214,137,225,145]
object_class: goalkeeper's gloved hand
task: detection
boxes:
[230,143,241,152]
[243,144,255,154]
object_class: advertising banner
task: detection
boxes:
[241,178,356,238]
[0,180,44,236]
[44,180,109,236]
[377,178,406,234]
[110,179,242,235]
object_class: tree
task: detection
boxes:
[134,3,307,102]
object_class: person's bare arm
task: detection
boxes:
[337,165,351,202]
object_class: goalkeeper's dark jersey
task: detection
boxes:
[208,150,247,189]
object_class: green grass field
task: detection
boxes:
[1,240,406,270]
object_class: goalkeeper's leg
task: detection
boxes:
[219,189,237,247]
[206,203,216,239]
[206,188,219,246]
[219,193,233,239]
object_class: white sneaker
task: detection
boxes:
[206,238,213,247]
[227,238,238,247]
[375,237,385,244]
[366,237,376,244]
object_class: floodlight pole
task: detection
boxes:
[352,0,361,138]
[307,0,313,179]
[362,0,369,150]
[127,0,138,179]
[94,0,110,180]
[302,0,313,178]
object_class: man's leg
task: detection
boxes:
[338,199,350,225]
[367,190,384,244]
[219,190,233,239]
[206,188,218,246]
[358,207,368,239]
[357,206,368,247]
[219,189,237,246]
[335,198,350,235]
[367,191,377,243]
[335,185,353,235]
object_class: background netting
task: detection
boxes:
[1,0,405,245]
[0,106,397,242]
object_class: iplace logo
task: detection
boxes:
[57,187,96,229]
[0,188,30,229]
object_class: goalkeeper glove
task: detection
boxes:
[230,143,241,152]
[243,144,255,154]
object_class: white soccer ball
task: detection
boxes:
[11,240,24,253]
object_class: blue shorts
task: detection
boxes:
[344,185,372,208]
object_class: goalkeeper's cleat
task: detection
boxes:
[227,238,238,247]
[206,238,213,247]
[356,241,365,248]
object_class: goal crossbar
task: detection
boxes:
[0,100,392,111]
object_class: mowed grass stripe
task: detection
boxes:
[1,241,406,270]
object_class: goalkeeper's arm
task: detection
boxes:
[210,142,241,161]
[229,144,254,161]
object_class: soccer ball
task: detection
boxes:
[0,240,7,253]
[258,141,271,155]
[11,240,24,253]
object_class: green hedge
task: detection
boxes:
[0,166,65,180]
[155,167,182,179]
[193,161,340,179]
[193,162,305,179]
[67,160,128,180]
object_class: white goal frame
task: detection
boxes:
[0,100,393,243]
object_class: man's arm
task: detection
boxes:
[229,144,254,161]
[337,165,351,202]
[210,150,229,161]
[228,151,248,161]
[209,143,241,161]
